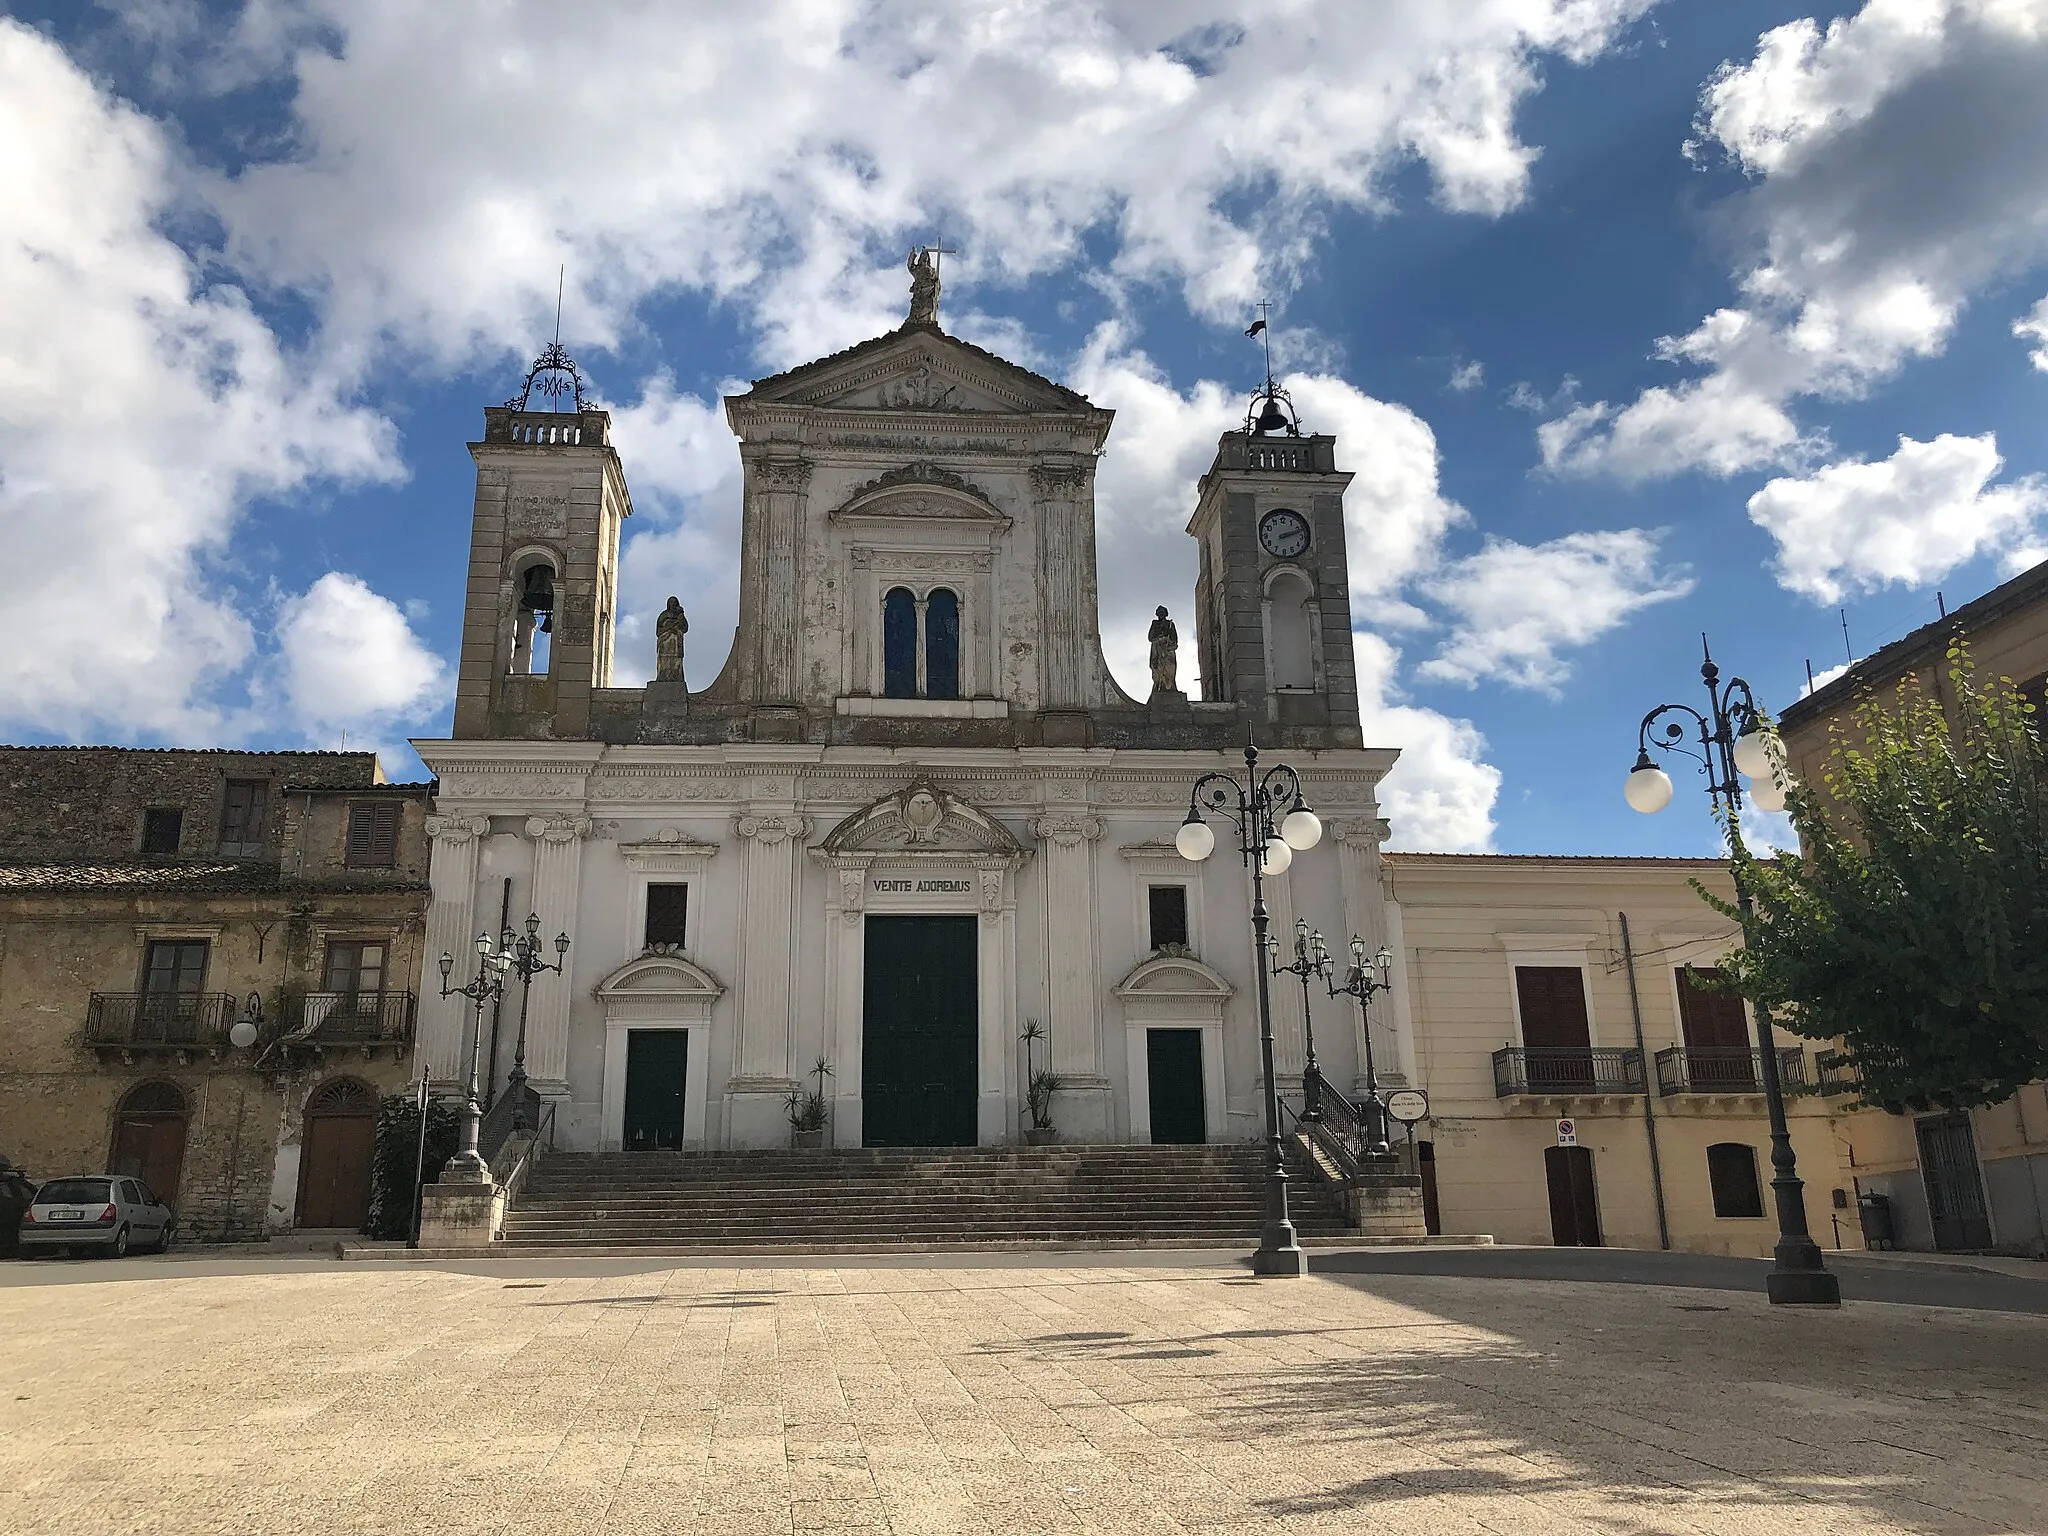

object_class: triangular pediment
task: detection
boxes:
[742,327,1094,416]
[817,777,1026,858]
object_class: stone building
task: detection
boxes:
[0,747,432,1237]
[1384,853,1858,1257]
[413,267,1403,1159]
[1777,560,2048,1255]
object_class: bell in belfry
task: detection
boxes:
[519,565,556,633]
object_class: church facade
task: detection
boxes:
[412,267,1404,1153]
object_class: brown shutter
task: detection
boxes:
[1675,967,1750,1049]
[1514,966,1591,1050]
[345,802,401,868]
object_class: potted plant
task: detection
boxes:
[785,1056,832,1148]
[1025,1066,1065,1145]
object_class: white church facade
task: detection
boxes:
[412,268,1409,1153]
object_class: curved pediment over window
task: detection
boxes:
[817,777,1026,858]
[595,953,726,1021]
[830,462,1011,527]
[1113,953,1235,1002]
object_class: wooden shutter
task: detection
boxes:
[1514,966,1591,1050]
[345,802,401,868]
[1675,968,1750,1050]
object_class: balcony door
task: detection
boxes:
[1515,966,1593,1090]
[140,940,209,1042]
[1676,967,1755,1090]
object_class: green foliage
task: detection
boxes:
[1026,1068,1065,1130]
[1701,646,2048,1110]
[784,1056,832,1133]
[366,1092,461,1241]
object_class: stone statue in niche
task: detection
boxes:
[655,597,688,683]
[906,247,941,325]
[1148,606,1180,696]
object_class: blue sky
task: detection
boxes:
[5,0,2047,857]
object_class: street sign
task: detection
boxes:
[1385,1089,1430,1124]
[1556,1117,1577,1146]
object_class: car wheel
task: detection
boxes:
[109,1225,129,1259]
[154,1222,176,1255]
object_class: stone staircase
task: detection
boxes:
[497,1144,1358,1254]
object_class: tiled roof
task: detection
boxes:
[0,862,428,896]
[1382,852,1733,866]
[744,323,1097,409]
[0,744,375,759]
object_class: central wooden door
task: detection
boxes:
[623,1030,689,1150]
[1146,1029,1206,1144]
[300,1116,375,1228]
[1544,1145,1602,1246]
[862,916,978,1146]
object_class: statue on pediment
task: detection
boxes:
[1148,606,1180,696]
[907,247,940,326]
[655,596,688,682]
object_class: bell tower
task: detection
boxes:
[452,343,632,740]
[1187,375,1360,746]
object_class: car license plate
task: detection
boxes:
[53,1210,82,1221]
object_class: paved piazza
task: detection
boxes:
[2,1255,2044,1535]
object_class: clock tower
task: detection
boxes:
[1186,385,1361,747]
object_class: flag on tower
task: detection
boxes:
[1245,318,1267,338]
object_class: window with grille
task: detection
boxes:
[1148,886,1189,951]
[217,779,268,855]
[141,807,183,856]
[345,801,401,868]
[645,884,688,949]
[1707,1142,1764,1218]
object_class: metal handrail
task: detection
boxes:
[1655,1046,1806,1095]
[1492,1046,1647,1096]
[284,991,417,1043]
[85,992,235,1046]
[479,1081,542,1169]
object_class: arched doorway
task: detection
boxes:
[109,1081,189,1209]
[298,1077,379,1230]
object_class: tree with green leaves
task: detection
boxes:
[1703,645,2048,1112]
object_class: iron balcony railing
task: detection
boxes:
[283,991,417,1045]
[85,992,236,1049]
[1655,1046,1807,1096]
[1492,1046,1646,1097]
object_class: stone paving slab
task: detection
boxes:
[1,1255,2043,1534]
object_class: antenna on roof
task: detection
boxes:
[1938,589,1947,619]
[1840,608,1853,664]
[553,265,564,346]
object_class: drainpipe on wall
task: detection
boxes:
[1619,912,1671,1251]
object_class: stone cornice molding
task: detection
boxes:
[617,831,722,868]
[425,814,490,845]
[1031,811,1104,847]
[1117,841,1187,861]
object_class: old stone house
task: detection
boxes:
[0,748,431,1237]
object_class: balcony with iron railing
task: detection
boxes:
[274,991,417,1061]
[1654,1046,1806,1097]
[1492,1047,1647,1098]
[85,993,236,1059]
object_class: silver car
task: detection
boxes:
[17,1176,174,1258]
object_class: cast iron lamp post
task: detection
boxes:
[1268,918,1331,1120]
[503,912,572,1130]
[1178,742,1324,1277]
[436,932,513,1184]
[1625,638,1839,1306]
[1326,935,1397,1159]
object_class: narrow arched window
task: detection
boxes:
[1707,1142,1764,1218]
[1267,569,1315,689]
[926,588,960,699]
[883,587,918,698]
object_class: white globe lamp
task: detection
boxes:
[1624,752,1674,815]
[1260,837,1293,877]
[1749,771,1788,813]
[1175,816,1215,862]
[1733,724,1776,780]
[1279,806,1323,851]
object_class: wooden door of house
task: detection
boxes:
[298,1079,377,1229]
[862,916,978,1147]
[1544,1145,1602,1246]
[1917,1112,1992,1251]
[109,1082,189,1209]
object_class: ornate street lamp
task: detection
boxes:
[436,932,513,1184]
[1626,638,1839,1306]
[1179,742,1323,1277]
[1268,918,1330,1119]
[504,912,572,1130]
[1327,935,1396,1158]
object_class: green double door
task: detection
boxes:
[862,916,979,1146]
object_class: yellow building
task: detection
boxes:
[1385,853,1859,1257]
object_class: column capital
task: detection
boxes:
[1328,817,1391,848]
[524,814,592,844]
[1030,460,1093,496]
[749,455,813,490]
[735,812,812,845]
[425,814,490,845]
[1031,811,1104,847]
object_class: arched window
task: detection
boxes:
[926,589,961,699]
[1267,569,1315,689]
[883,587,918,698]
[120,1081,187,1116]
[511,559,557,676]
[1707,1142,1764,1218]
[305,1077,379,1118]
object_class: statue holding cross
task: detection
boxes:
[905,240,956,326]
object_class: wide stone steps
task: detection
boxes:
[499,1144,1352,1251]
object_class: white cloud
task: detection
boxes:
[1449,360,1485,392]
[1354,632,1500,852]
[1800,659,1853,697]
[1548,0,2048,479]
[0,21,397,743]
[1418,530,1693,692]
[2017,294,2048,370]
[206,0,1656,373]
[274,573,449,759]
[1746,432,2048,602]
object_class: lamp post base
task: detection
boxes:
[1767,1234,1842,1306]
[438,1150,492,1186]
[1251,1223,1308,1277]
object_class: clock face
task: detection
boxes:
[1259,508,1311,558]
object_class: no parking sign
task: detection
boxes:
[1556,1117,1577,1147]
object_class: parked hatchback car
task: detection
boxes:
[0,1159,34,1258]
[18,1176,174,1258]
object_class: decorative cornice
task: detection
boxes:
[617,831,722,868]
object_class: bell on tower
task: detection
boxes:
[1183,306,1362,747]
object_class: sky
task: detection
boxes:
[4,0,2047,858]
